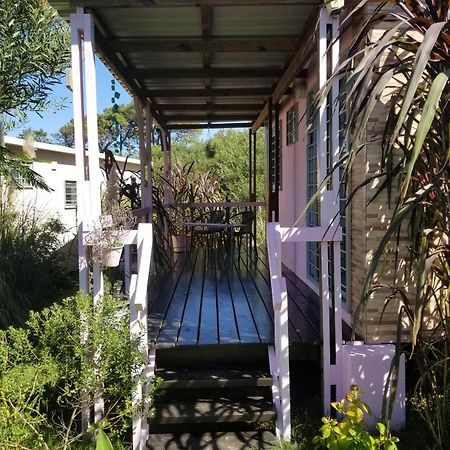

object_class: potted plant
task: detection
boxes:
[161,162,196,253]
[85,167,137,268]
[85,206,137,268]
[204,140,216,158]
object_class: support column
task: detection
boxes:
[70,8,89,295]
[274,103,280,222]
[70,7,104,430]
[161,129,172,207]
[145,104,154,223]
[267,97,273,221]
[318,6,342,414]
[253,131,257,248]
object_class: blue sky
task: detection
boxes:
[10,60,131,138]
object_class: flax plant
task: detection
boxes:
[321,1,449,447]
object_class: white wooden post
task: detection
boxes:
[83,11,104,423]
[330,14,343,403]
[70,7,105,428]
[318,6,343,413]
[70,8,90,433]
[129,223,153,450]
[266,222,291,441]
[145,104,153,223]
[266,223,342,440]
[70,8,89,295]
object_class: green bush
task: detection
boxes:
[312,386,399,450]
[0,202,76,328]
[0,291,151,448]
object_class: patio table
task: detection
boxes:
[182,222,246,253]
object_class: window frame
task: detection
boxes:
[286,103,298,145]
[64,180,77,209]
[306,91,320,283]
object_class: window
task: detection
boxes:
[11,167,33,189]
[306,92,320,283]
[65,181,77,209]
[270,120,282,192]
[286,104,298,145]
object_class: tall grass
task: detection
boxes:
[0,201,76,328]
[320,1,449,447]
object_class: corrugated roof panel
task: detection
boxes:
[212,5,313,37]
[96,7,201,38]
[127,52,203,69]
[211,52,290,69]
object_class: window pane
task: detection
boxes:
[65,181,77,208]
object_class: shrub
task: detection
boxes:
[0,291,152,448]
[312,385,399,450]
[0,202,76,328]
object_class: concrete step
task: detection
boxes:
[146,431,278,450]
[157,368,273,390]
[149,396,276,427]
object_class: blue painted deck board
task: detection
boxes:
[148,247,321,347]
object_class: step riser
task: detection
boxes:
[157,387,272,400]
[156,344,270,370]
[159,378,272,390]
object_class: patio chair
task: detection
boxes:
[191,209,225,249]
[228,209,256,254]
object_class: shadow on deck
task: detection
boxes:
[148,247,322,349]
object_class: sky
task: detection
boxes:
[10,60,131,138]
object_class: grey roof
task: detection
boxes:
[50,1,320,130]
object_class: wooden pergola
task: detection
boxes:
[52,0,319,132]
[49,1,347,449]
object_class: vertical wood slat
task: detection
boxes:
[319,7,332,415]
[70,10,89,295]
[145,104,154,223]
[330,14,343,403]
[266,222,291,440]
[129,223,153,450]
[268,345,282,437]
[70,9,90,433]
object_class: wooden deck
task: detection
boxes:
[148,248,322,348]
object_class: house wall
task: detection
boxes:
[5,137,140,243]
[355,17,409,343]
[277,57,320,295]
[274,8,404,343]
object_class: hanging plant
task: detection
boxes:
[204,140,216,158]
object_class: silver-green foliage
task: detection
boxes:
[0,0,69,114]
[0,292,144,448]
[0,0,69,189]
[0,202,75,328]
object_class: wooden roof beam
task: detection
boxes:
[160,103,261,111]
[144,87,274,98]
[128,67,284,79]
[167,114,258,122]
[168,122,252,130]
[110,36,300,53]
[77,1,319,7]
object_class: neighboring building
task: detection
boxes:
[4,136,141,242]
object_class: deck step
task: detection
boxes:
[149,396,276,426]
[146,431,277,450]
[157,368,272,389]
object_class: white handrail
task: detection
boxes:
[266,222,291,441]
[126,223,153,450]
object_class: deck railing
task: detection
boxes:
[266,222,342,442]
[123,223,154,450]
